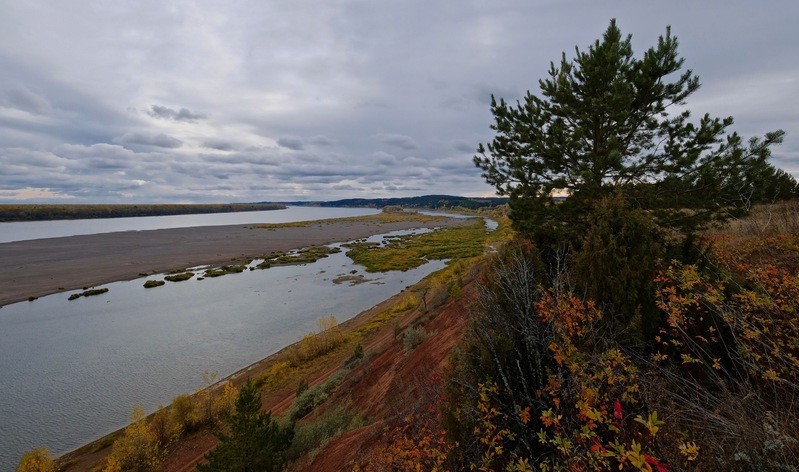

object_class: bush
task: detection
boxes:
[15,449,55,472]
[170,394,197,433]
[289,369,349,422]
[402,326,428,351]
[103,407,160,472]
[571,192,662,341]
[285,404,365,463]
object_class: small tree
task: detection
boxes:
[197,378,293,472]
[15,448,55,472]
[474,19,787,241]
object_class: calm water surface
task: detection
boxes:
[0,206,379,243]
[0,226,451,468]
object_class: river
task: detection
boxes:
[0,208,479,469]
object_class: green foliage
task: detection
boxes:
[285,404,365,463]
[474,19,787,242]
[571,193,662,340]
[402,326,428,351]
[143,280,165,288]
[296,378,309,397]
[344,218,487,272]
[67,287,109,300]
[197,379,293,472]
[164,272,194,282]
[255,246,341,269]
[288,369,350,423]
[204,265,246,277]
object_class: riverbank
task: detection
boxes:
[0,213,467,307]
[56,249,485,471]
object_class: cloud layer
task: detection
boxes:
[0,0,796,203]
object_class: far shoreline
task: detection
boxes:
[0,213,469,307]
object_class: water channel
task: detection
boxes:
[0,209,487,468]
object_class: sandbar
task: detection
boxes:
[0,217,467,307]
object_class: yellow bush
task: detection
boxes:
[213,381,239,419]
[103,407,160,472]
[15,448,55,472]
[170,394,197,433]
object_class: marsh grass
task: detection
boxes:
[164,272,194,282]
[344,218,487,272]
[252,210,446,230]
[203,265,246,277]
[255,246,341,269]
[143,280,165,288]
[67,287,109,300]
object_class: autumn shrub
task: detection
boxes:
[291,315,345,364]
[212,381,239,420]
[148,406,180,450]
[103,407,160,472]
[15,448,55,472]
[170,393,198,433]
[652,261,799,469]
[444,239,552,464]
[356,395,451,472]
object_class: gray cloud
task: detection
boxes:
[0,85,51,114]
[277,137,305,151]
[113,132,183,149]
[375,133,418,150]
[202,140,236,151]
[0,1,796,202]
[147,105,206,122]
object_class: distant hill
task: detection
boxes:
[266,195,508,210]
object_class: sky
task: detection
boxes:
[0,1,797,203]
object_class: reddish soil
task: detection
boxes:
[58,260,478,471]
[304,266,478,470]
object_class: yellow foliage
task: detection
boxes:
[15,448,55,472]
[291,315,345,363]
[103,407,160,472]
[213,381,239,419]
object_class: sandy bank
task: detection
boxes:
[0,217,466,307]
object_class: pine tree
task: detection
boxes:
[474,19,787,241]
[197,379,293,472]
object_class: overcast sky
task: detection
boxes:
[0,1,796,203]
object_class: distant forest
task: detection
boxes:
[0,203,286,222]
[272,195,508,210]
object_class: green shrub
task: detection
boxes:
[403,326,428,351]
[285,404,365,462]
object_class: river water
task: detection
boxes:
[0,207,485,469]
[0,228,454,468]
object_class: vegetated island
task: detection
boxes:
[0,210,471,307]
[0,203,285,222]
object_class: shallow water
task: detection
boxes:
[0,227,446,468]
[0,206,379,243]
